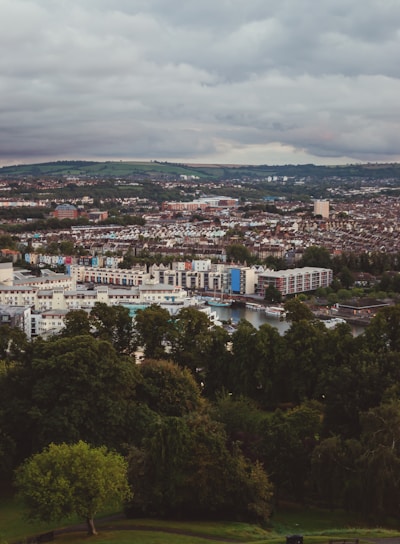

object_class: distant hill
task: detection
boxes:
[0,160,212,179]
[1,160,400,180]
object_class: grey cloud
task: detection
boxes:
[1,0,400,165]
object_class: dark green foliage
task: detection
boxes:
[0,335,139,458]
[0,429,15,477]
[2,295,400,524]
[363,304,400,353]
[136,359,203,417]
[134,304,173,359]
[299,246,332,269]
[230,320,260,397]
[0,325,29,364]
[62,309,91,337]
[283,320,326,402]
[264,284,282,303]
[283,298,316,323]
[169,307,212,376]
[226,243,253,264]
[90,302,135,354]
[311,436,363,511]
[260,403,322,503]
[126,412,273,522]
[201,326,233,399]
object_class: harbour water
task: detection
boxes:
[213,305,365,336]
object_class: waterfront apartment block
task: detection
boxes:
[257,267,333,297]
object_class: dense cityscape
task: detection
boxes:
[3,0,400,540]
[0,160,400,539]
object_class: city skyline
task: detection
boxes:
[2,1,400,167]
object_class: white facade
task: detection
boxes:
[0,282,190,313]
[257,267,333,297]
[191,259,211,272]
[70,265,150,287]
[33,310,69,337]
[314,199,330,219]
[0,263,13,285]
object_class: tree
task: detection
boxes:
[283,298,315,323]
[15,441,131,535]
[62,309,91,337]
[255,323,286,407]
[90,303,135,355]
[363,304,400,353]
[264,285,282,303]
[127,412,273,522]
[0,234,18,250]
[299,246,332,269]
[356,400,400,521]
[338,266,355,289]
[260,402,322,503]
[137,359,203,417]
[230,319,260,397]
[169,307,212,376]
[134,304,173,359]
[311,436,363,511]
[0,429,15,479]
[0,335,139,458]
[283,320,327,402]
[0,325,29,366]
[226,243,253,264]
[201,326,232,399]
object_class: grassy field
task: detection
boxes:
[1,496,400,544]
[0,160,213,179]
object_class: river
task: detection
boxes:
[212,305,365,336]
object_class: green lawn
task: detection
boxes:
[1,496,400,544]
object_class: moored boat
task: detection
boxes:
[245,302,265,311]
[207,299,232,307]
[265,306,286,318]
[321,317,347,329]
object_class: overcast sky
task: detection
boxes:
[2,0,400,166]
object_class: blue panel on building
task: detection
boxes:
[231,269,241,294]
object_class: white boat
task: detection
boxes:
[265,306,286,318]
[321,317,347,329]
[245,302,265,311]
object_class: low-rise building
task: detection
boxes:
[0,304,31,338]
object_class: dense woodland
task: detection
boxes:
[1,300,400,524]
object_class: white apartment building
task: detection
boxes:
[314,199,330,219]
[191,259,212,272]
[70,265,150,286]
[31,309,69,338]
[0,283,190,313]
[257,267,333,297]
[14,271,75,290]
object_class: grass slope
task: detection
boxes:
[2,496,400,544]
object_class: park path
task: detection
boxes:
[53,514,244,542]
[15,515,400,544]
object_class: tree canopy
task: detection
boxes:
[2,300,400,526]
[15,441,131,535]
[0,335,139,457]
